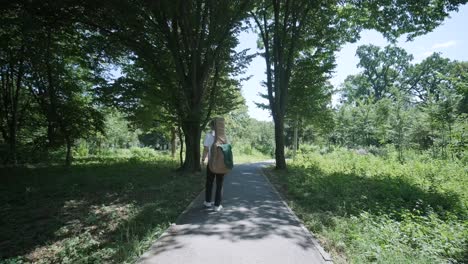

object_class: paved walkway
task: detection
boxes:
[138,162,332,264]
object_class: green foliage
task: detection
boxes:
[267,147,467,263]
[449,114,468,160]
[354,45,412,101]
[74,140,90,158]
[334,45,467,162]
[355,0,464,41]
[96,110,141,151]
[224,104,251,144]
[0,2,107,165]
[129,147,158,160]
[251,0,464,169]
[285,55,334,148]
[224,104,275,157]
[233,146,271,164]
[286,49,334,125]
[451,61,468,114]
[88,0,253,171]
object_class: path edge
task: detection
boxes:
[259,165,334,263]
[137,188,205,263]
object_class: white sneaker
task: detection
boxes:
[203,201,213,208]
[214,205,223,212]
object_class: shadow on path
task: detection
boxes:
[139,162,327,264]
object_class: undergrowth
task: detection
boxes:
[267,147,467,263]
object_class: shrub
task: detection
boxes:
[367,145,387,157]
[130,147,158,160]
[74,141,89,158]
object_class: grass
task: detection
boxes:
[232,146,272,164]
[0,153,204,264]
[266,148,467,264]
[234,153,272,164]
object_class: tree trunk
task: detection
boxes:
[177,126,184,167]
[293,119,298,160]
[2,51,25,165]
[47,122,55,147]
[274,115,287,169]
[65,136,72,166]
[8,124,17,165]
[449,122,453,160]
[180,122,202,172]
[171,126,176,159]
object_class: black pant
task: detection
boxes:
[205,165,225,206]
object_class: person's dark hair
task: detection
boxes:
[209,120,215,130]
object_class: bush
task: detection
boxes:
[284,147,292,158]
[319,146,335,155]
[366,145,387,157]
[74,141,89,158]
[130,147,158,160]
[236,144,253,155]
[297,144,319,155]
[95,148,116,157]
[45,147,67,163]
[113,148,132,157]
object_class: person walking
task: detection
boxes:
[201,119,226,212]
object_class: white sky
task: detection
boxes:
[235,4,468,121]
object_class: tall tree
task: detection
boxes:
[151,1,251,172]
[405,53,465,157]
[0,2,32,164]
[83,0,251,172]
[23,2,105,165]
[337,47,467,158]
[286,55,334,156]
[251,0,356,169]
[252,0,465,169]
[450,61,468,114]
[406,53,453,104]
[339,45,413,146]
[340,74,372,104]
[355,45,412,101]
[388,88,411,161]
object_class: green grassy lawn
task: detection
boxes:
[266,149,467,264]
[234,153,272,164]
[0,155,204,264]
[233,147,272,164]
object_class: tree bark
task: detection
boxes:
[1,48,25,165]
[177,126,184,167]
[47,122,56,147]
[252,2,305,171]
[293,119,298,160]
[274,115,287,169]
[171,126,176,159]
[65,135,72,166]
[180,122,202,172]
[8,124,17,165]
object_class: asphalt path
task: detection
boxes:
[138,161,332,264]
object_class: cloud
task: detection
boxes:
[416,40,457,62]
[422,51,434,58]
[431,40,456,49]
[417,51,437,62]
